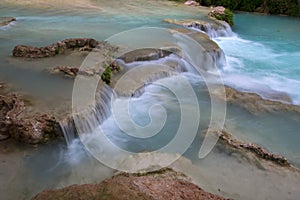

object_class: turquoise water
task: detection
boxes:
[0,4,206,100]
[215,13,300,104]
[1,3,300,200]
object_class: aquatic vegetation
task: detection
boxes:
[209,7,234,26]
[219,8,234,26]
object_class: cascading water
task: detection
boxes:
[187,20,235,38]
[1,2,300,199]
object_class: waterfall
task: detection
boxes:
[60,48,227,146]
[208,49,227,70]
[187,21,235,38]
[60,83,115,146]
[60,119,77,146]
[73,83,115,134]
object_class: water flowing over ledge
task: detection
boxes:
[164,18,235,38]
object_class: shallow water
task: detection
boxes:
[1,1,300,200]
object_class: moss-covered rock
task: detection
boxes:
[208,6,234,26]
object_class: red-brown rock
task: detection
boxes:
[12,38,100,58]
[32,168,228,200]
[0,93,61,144]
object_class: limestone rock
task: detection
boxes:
[32,168,228,200]
[52,66,79,78]
[119,48,178,63]
[184,1,200,6]
[0,93,62,144]
[223,86,300,114]
[12,38,101,58]
[215,129,290,167]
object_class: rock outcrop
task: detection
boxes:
[184,1,200,6]
[0,92,62,144]
[209,6,226,16]
[32,168,228,200]
[12,38,115,58]
[212,129,290,167]
[169,28,226,69]
[51,66,80,78]
[164,18,233,38]
[213,86,300,114]
[120,48,179,63]
[0,17,16,27]
[164,18,219,32]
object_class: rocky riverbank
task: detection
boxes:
[0,84,62,144]
[32,168,228,200]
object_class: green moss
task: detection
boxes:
[212,8,234,26]
[101,66,112,84]
[54,47,60,55]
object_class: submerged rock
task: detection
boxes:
[32,168,228,200]
[211,129,290,167]
[51,66,79,78]
[0,17,16,27]
[213,86,300,114]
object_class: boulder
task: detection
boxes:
[184,1,200,6]
[32,168,228,200]
[210,6,226,15]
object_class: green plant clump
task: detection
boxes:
[101,66,112,84]
[54,47,60,55]
[213,8,234,26]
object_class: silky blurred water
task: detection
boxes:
[1,2,300,200]
[215,13,300,104]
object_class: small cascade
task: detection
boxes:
[73,83,115,135]
[60,49,227,146]
[60,83,115,146]
[187,21,234,38]
[130,70,179,98]
[60,119,77,146]
[173,31,227,72]
[207,49,227,70]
